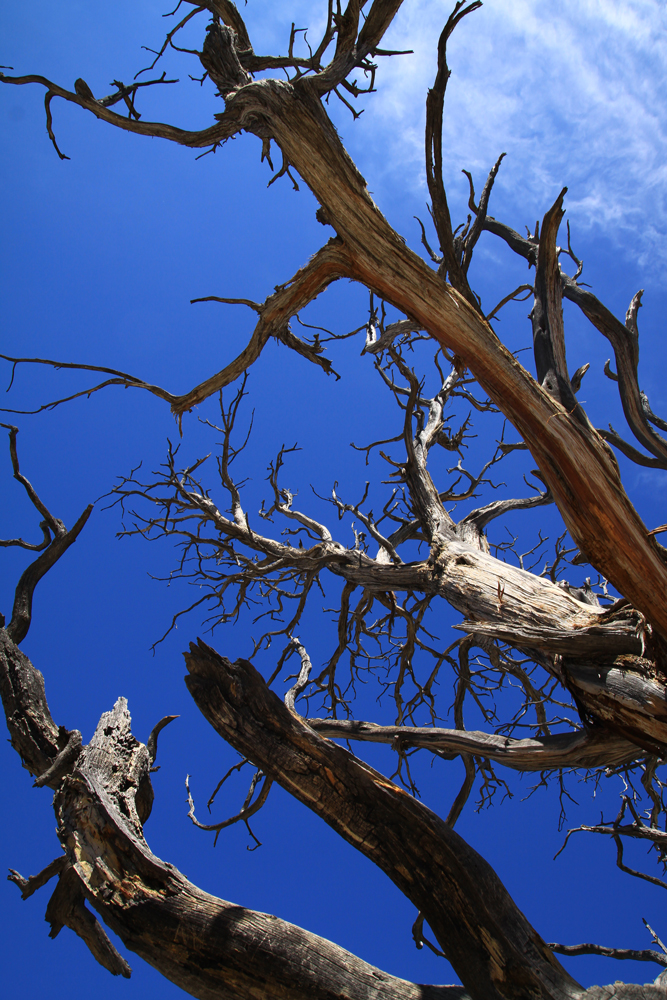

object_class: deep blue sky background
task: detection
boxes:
[2,2,667,995]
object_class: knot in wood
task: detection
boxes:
[201,23,252,98]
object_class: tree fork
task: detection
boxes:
[3,5,667,996]
[237,77,667,645]
[1,628,470,1000]
[184,639,584,1000]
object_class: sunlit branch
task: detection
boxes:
[305,718,640,771]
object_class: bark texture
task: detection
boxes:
[1,627,473,1000]
[3,4,667,999]
[0,620,662,1000]
[304,718,640,771]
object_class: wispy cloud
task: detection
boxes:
[336,0,667,263]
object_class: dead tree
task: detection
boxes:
[3,3,667,998]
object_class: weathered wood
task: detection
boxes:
[178,482,648,661]
[55,696,473,1000]
[155,480,667,749]
[184,640,584,1000]
[0,627,64,780]
[4,7,667,997]
[531,189,577,414]
[237,75,667,646]
[584,988,667,999]
[304,718,641,771]
[0,625,475,1000]
[5,57,667,653]
[563,655,667,755]
[0,577,656,999]
[44,863,132,978]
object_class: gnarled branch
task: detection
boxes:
[184,640,582,999]
[304,719,641,771]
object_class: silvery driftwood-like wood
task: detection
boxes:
[3,3,667,998]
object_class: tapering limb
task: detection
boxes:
[1,425,92,643]
[1,239,351,420]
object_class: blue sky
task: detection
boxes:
[2,2,667,996]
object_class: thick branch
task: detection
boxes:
[1,420,91,647]
[15,50,667,653]
[6,503,93,644]
[424,2,482,306]
[0,629,80,785]
[356,1,407,56]
[200,23,252,97]
[481,214,667,464]
[115,436,667,749]
[149,477,648,660]
[309,1,406,95]
[0,557,475,1000]
[561,654,667,757]
[549,942,667,969]
[115,432,667,755]
[199,1,252,52]
[184,641,583,1000]
[1,239,349,419]
[0,631,658,1000]
[531,190,581,417]
[195,78,667,645]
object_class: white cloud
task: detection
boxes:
[335,0,667,264]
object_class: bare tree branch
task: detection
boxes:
[6,6,667,997]
[305,719,641,771]
[1,238,350,419]
[548,942,667,969]
[531,189,583,420]
[0,71,247,151]
[0,425,93,644]
[185,640,582,998]
[0,624,473,999]
[425,2,483,307]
